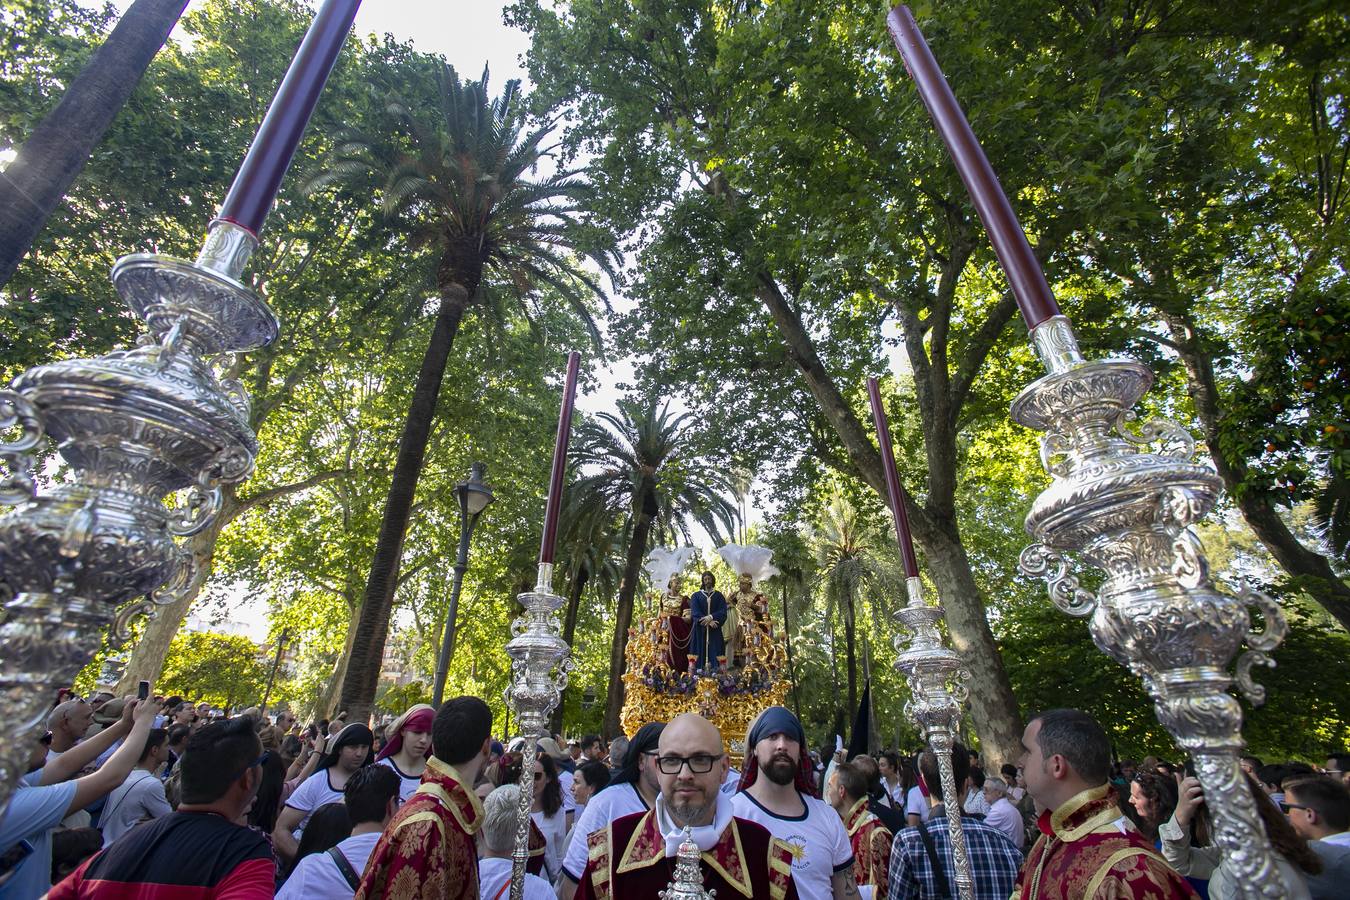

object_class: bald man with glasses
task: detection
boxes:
[574,713,800,900]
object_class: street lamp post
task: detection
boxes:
[432,462,494,706]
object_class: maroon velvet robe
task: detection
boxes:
[576,808,798,900]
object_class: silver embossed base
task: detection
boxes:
[893,576,974,900]
[1013,316,1289,899]
[0,221,273,815]
[505,562,573,900]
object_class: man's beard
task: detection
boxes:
[762,754,797,786]
[670,793,714,827]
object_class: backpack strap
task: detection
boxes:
[915,823,953,900]
[328,846,361,890]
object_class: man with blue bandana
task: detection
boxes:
[732,707,859,900]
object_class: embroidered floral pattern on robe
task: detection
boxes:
[844,797,892,895]
[355,757,484,900]
[1015,785,1199,900]
[577,808,798,900]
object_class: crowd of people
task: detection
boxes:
[2,686,1348,899]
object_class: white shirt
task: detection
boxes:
[100,769,172,846]
[720,767,741,795]
[731,791,854,900]
[985,796,1024,849]
[881,778,904,806]
[531,807,568,881]
[479,856,555,900]
[562,782,647,881]
[375,757,422,803]
[285,769,346,838]
[964,787,991,817]
[557,768,578,817]
[276,831,381,899]
[905,785,930,822]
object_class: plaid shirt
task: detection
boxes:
[887,809,1023,900]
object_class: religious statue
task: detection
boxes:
[716,544,779,672]
[644,547,698,675]
[661,574,693,673]
[688,571,727,673]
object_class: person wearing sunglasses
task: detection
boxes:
[573,713,799,900]
[1282,775,1350,900]
[48,715,274,899]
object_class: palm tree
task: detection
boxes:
[0,0,188,287]
[810,490,901,719]
[313,64,617,719]
[571,399,738,736]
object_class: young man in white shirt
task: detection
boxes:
[277,765,400,898]
[100,728,172,846]
[730,706,858,900]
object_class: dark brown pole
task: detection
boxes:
[538,352,581,566]
[866,377,921,578]
[886,5,1062,330]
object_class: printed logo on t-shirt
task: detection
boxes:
[781,832,810,870]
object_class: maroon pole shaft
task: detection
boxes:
[538,351,581,566]
[887,5,1062,331]
[216,0,362,235]
[866,377,921,578]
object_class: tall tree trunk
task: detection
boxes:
[603,484,656,738]
[751,266,1024,764]
[114,508,229,693]
[340,287,471,722]
[0,0,187,287]
[316,607,358,720]
[843,587,857,717]
[1163,310,1350,631]
[828,614,845,738]
[923,522,1024,771]
[550,564,590,734]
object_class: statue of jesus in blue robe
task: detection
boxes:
[689,571,727,673]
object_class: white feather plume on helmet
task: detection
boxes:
[716,544,780,588]
[644,546,697,590]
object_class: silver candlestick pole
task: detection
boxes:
[893,575,974,900]
[504,561,573,900]
[660,827,716,900]
[1014,315,1289,898]
[0,219,276,814]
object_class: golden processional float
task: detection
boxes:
[620,544,791,766]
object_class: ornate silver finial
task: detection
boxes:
[660,827,715,900]
[893,576,975,900]
[505,562,573,900]
[0,219,276,816]
[1011,315,1291,898]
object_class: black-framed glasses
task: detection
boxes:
[1279,802,1310,814]
[655,753,725,775]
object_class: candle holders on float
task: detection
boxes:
[1014,316,1289,898]
[0,220,276,814]
[505,561,573,900]
[893,576,974,900]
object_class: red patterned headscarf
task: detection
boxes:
[737,706,818,797]
[376,704,435,762]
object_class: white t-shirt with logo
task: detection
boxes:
[284,769,346,838]
[276,831,380,899]
[374,757,422,803]
[730,791,853,900]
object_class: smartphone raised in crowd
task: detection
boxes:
[137,680,150,701]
